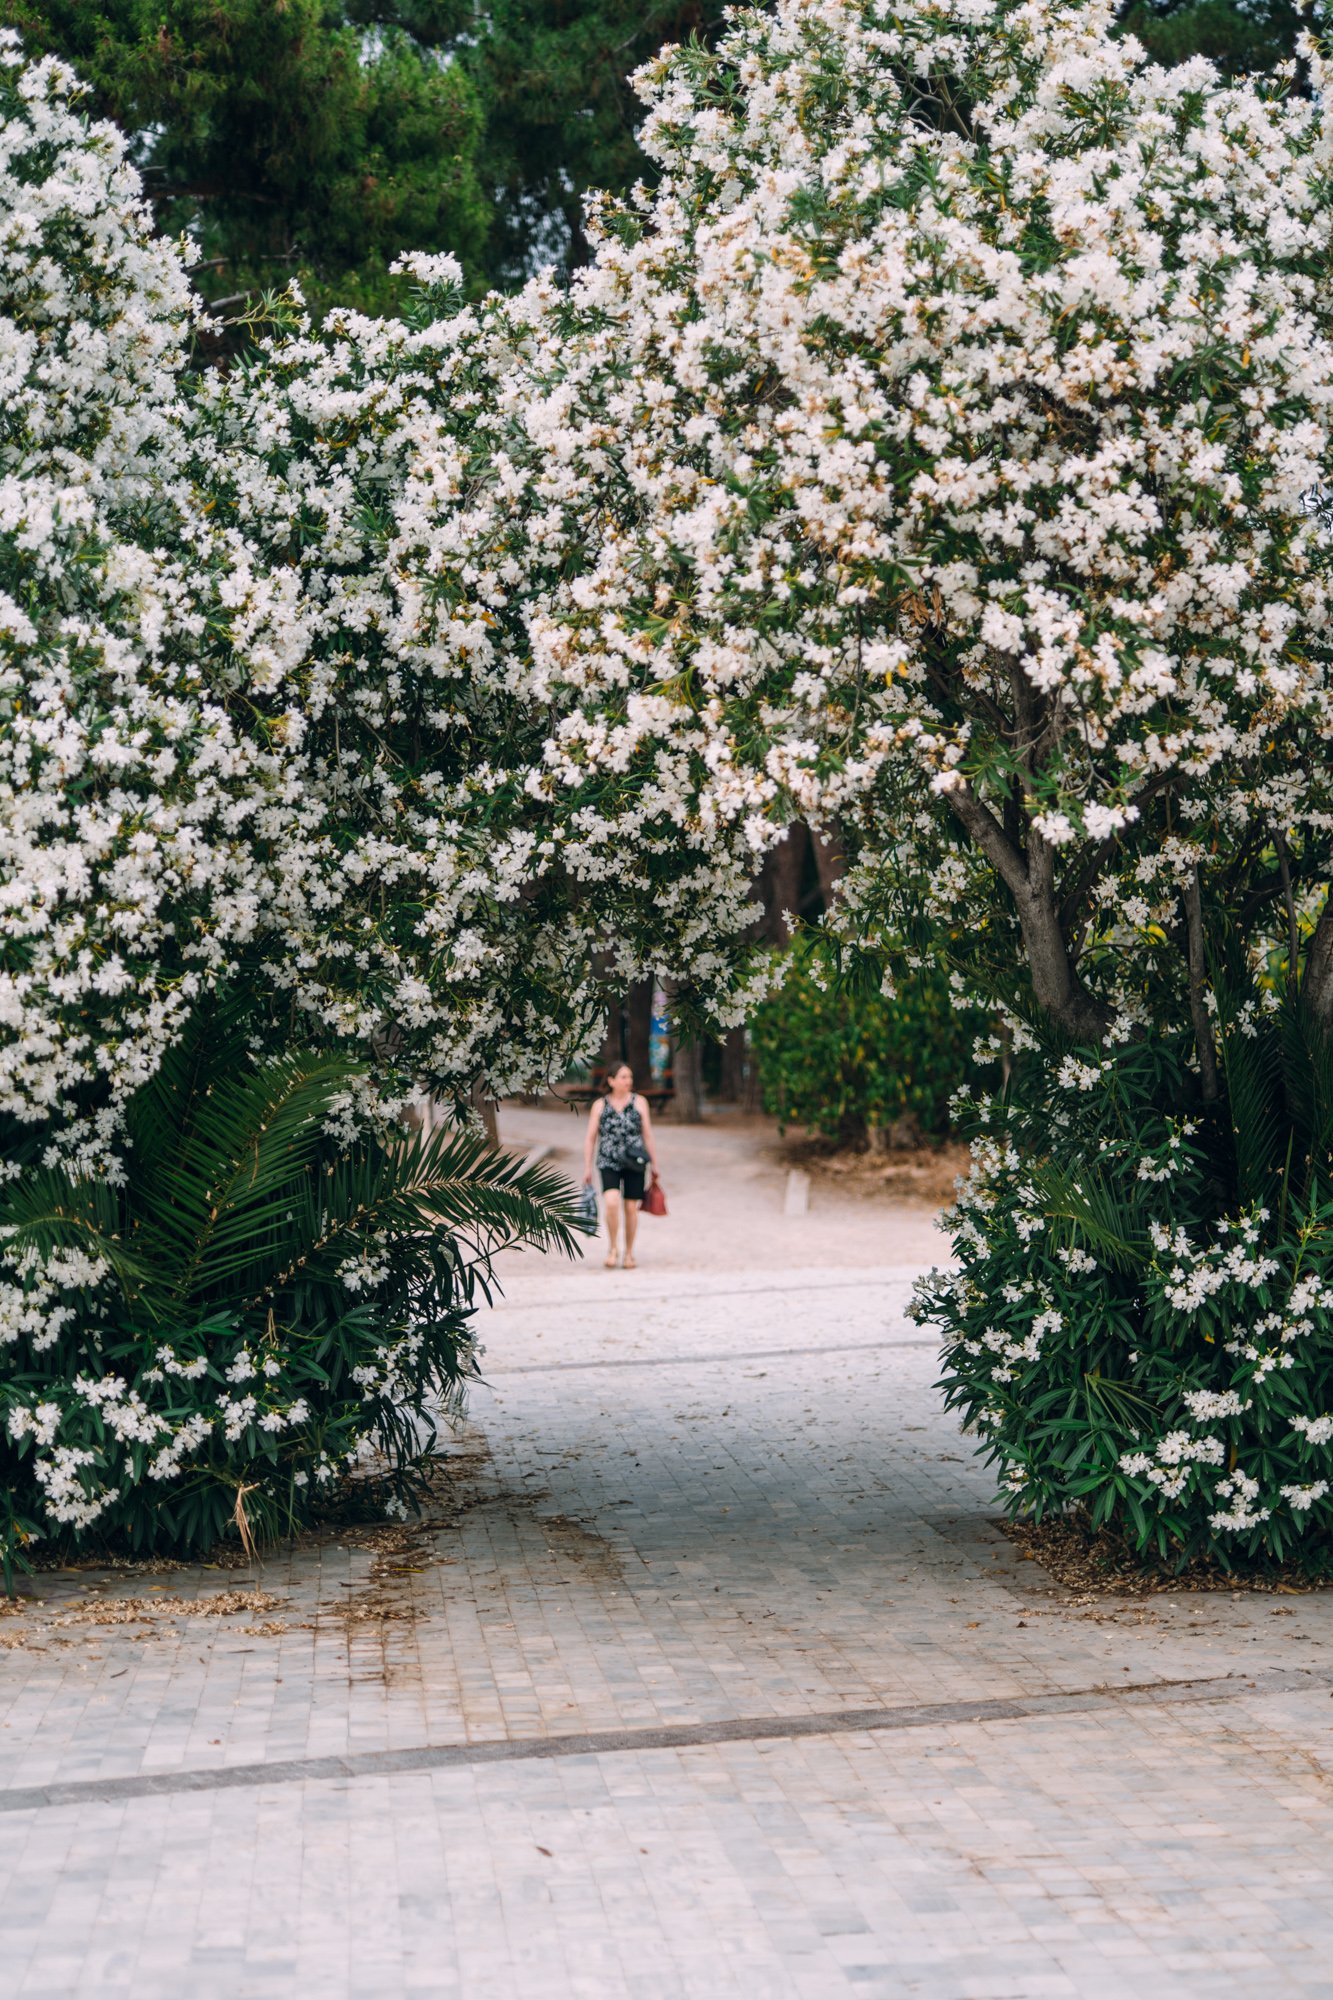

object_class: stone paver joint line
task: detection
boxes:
[3,1662,1326,1818]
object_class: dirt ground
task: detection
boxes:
[783,1131,971,1208]
[499,1099,960,1275]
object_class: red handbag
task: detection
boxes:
[641,1178,667,1217]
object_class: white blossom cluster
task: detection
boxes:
[0,43,278,1158]
[446,0,1333,1030]
[0,34,757,1176]
[928,1066,1333,1551]
[0,42,673,1531]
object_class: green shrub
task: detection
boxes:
[925,1014,1333,1574]
[749,938,978,1146]
[0,1006,579,1584]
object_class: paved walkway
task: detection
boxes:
[3,1108,1333,1996]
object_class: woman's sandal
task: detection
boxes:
[623,1254,637,1270]
[604,1248,619,1269]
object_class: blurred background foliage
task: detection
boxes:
[1119,0,1302,74]
[749,938,981,1150]
[1,0,1286,318]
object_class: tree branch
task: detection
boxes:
[1182,868,1220,1104]
[944,781,1112,1044]
[1058,832,1120,945]
[923,657,1011,747]
[1303,888,1333,1035]
[942,780,1030,900]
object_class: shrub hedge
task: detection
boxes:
[749,938,977,1146]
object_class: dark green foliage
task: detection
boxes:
[0,0,726,305]
[0,1004,580,1582]
[3,0,1294,307]
[749,935,978,1146]
[1118,0,1303,75]
[1,0,488,315]
[469,0,725,283]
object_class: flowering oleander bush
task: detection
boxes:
[0,43,603,1568]
[187,265,773,1082]
[0,39,607,1149]
[926,1010,1333,1566]
[0,30,773,1565]
[464,0,1333,1053]
[421,0,1333,1561]
[483,0,1333,1560]
[750,936,978,1145]
[0,41,283,1159]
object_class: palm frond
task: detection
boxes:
[0,1168,155,1303]
[128,1050,372,1298]
[234,1124,582,1304]
[1082,1373,1160,1429]
[1278,998,1333,1210]
[1027,1161,1148,1273]
[1219,1014,1284,1211]
[1197,943,1288,1215]
[385,1124,585,1259]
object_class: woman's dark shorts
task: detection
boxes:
[600,1165,646,1201]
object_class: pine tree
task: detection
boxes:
[0,0,488,314]
[1118,0,1302,75]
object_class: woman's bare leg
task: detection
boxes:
[623,1199,641,1267]
[603,1189,622,1266]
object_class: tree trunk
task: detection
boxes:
[1182,869,1220,1103]
[600,1000,622,1072]
[1303,890,1333,1037]
[811,826,846,911]
[1013,876,1113,1045]
[719,1026,751,1105]
[761,827,808,945]
[625,978,653,1089]
[671,1035,704,1123]
[470,1078,499,1149]
[946,784,1113,1045]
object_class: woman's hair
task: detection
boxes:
[608,1061,633,1087]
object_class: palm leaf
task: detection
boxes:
[1082,1373,1161,1429]
[236,1124,582,1304]
[0,1168,156,1304]
[1027,1161,1148,1273]
[383,1124,584,1259]
[11,989,581,1344]
[127,1049,373,1300]
[1277,998,1333,1210]
[1220,1021,1284,1210]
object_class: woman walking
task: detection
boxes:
[583,1063,660,1269]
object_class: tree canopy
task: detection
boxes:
[0,0,727,309]
[0,0,488,313]
[1121,0,1302,75]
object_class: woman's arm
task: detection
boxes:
[637,1097,660,1181]
[583,1099,603,1184]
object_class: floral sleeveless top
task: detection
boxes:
[597,1096,645,1170]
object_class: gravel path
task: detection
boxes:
[2,1107,1332,1997]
